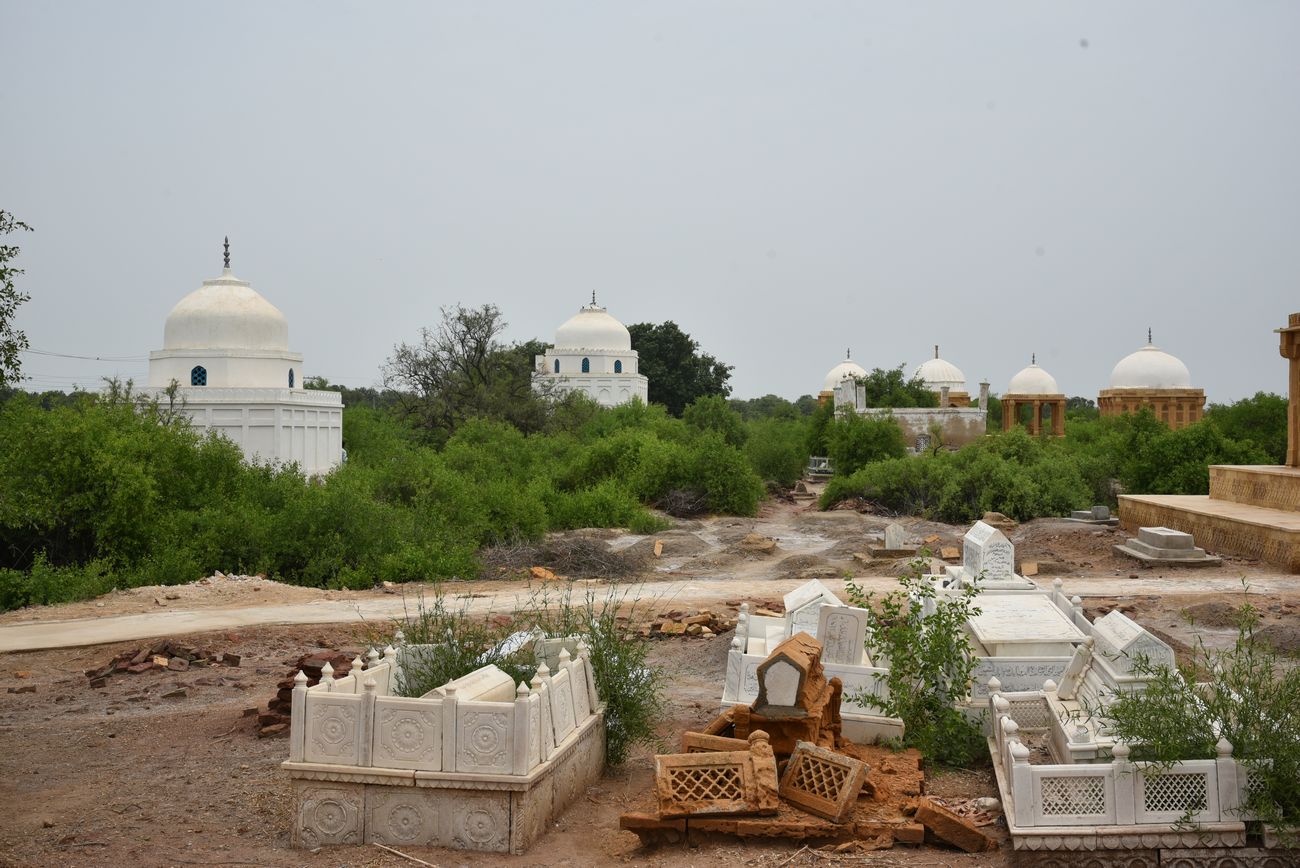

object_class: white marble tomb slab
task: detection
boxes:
[967,595,1085,657]
[1091,610,1175,673]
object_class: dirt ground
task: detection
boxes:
[2,494,1298,867]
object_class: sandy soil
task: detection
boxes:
[2,492,1297,867]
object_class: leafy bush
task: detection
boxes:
[683,394,748,447]
[825,411,907,476]
[845,561,986,767]
[1097,592,1300,836]
[822,428,1090,522]
[389,583,665,767]
[744,418,808,486]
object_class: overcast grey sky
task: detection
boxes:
[3,2,1298,402]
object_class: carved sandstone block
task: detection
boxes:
[778,740,869,823]
[681,731,749,753]
[754,633,825,718]
[655,731,779,819]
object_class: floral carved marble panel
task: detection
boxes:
[449,792,510,852]
[303,698,362,765]
[294,782,363,848]
[365,787,441,848]
[457,705,512,774]
[373,698,441,771]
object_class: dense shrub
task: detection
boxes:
[0,385,766,611]
[825,412,908,477]
[744,418,808,486]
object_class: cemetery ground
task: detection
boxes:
[2,495,1299,867]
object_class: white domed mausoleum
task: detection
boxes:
[1002,356,1067,437]
[818,351,868,403]
[912,345,971,406]
[1098,332,1204,430]
[533,296,648,407]
[147,241,344,475]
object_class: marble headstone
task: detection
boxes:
[962,521,1015,582]
[783,579,843,638]
[884,523,907,550]
[817,605,870,666]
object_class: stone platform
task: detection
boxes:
[1113,526,1221,567]
[1119,465,1300,573]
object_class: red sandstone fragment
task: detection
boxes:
[915,797,998,853]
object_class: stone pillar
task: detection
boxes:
[1031,400,1042,435]
[1279,313,1300,467]
[1053,398,1066,437]
[979,381,989,412]
[1001,398,1014,433]
[940,386,950,408]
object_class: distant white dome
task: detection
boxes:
[1109,344,1192,389]
[163,269,289,351]
[914,349,966,391]
[553,303,632,351]
[1009,362,1059,395]
[822,357,868,392]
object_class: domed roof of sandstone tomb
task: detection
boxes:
[913,346,967,391]
[1108,340,1192,390]
[553,298,633,352]
[163,242,288,352]
[1008,359,1060,395]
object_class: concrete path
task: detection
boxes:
[2,573,1298,653]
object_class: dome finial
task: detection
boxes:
[1148,327,1152,345]
[1032,352,1036,365]
[934,344,939,360]
[591,290,597,306]
[846,347,851,359]
[223,236,230,270]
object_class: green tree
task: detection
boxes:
[683,394,747,447]
[0,211,33,389]
[1205,392,1287,464]
[627,321,732,416]
[826,411,907,476]
[382,304,550,443]
[728,394,798,421]
[854,366,938,408]
[805,398,835,456]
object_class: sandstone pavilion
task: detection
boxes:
[146,239,344,476]
[1120,313,1300,571]
[1098,331,1204,430]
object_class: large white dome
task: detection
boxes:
[163,269,289,351]
[1108,344,1192,389]
[822,356,868,391]
[553,303,632,351]
[914,350,966,391]
[1009,362,1059,395]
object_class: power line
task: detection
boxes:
[21,348,147,362]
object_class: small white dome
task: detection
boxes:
[1109,344,1192,389]
[914,351,966,391]
[1008,363,1059,395]
[822,357,868,392]
[553,303,632,351]
[163,269,289,351]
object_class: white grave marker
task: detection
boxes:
[817,605,870,666]
[962,521,1015,582]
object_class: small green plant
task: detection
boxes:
[382,582,664,767]
[845,556,986,767]
[516,582,665,766]
[1097,586,1300,839]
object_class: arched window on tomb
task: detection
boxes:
[582,358,590,373]
[289,369,295,388]
[554,359,560,374]
[190,365,207,386]
[614,360,623,374]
